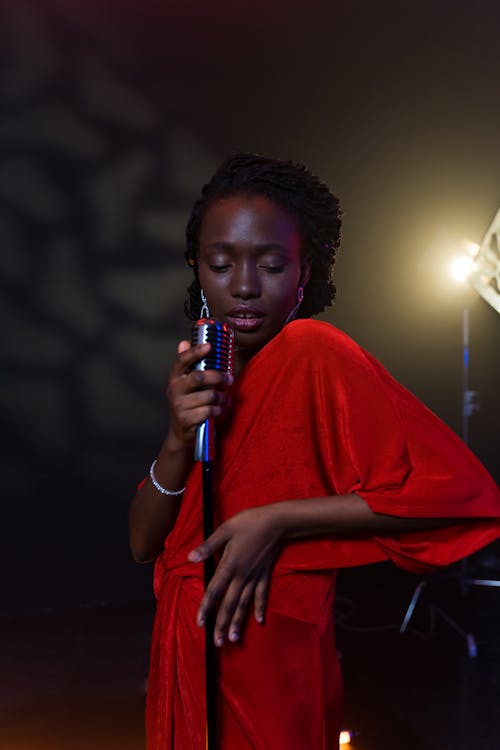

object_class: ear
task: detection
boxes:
[299,256,312,288]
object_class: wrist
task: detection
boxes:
[268,499,322,541]
[165,431,193,457]
[262,501,294,541]
[149,460,185,496]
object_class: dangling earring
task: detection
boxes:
[284,286,304,325]
[200,289,210,319]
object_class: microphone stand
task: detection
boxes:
[192,318,234,748]
[195,417,217,750]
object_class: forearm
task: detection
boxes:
[188,493,458,646]
[272,493,456,540]
[129,434,194,563]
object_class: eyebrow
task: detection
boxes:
[202,241,289,255]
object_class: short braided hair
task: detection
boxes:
[184,153,342,320]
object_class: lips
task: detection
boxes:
[226,306,265,333]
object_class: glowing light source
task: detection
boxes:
[450,255,474,282]
[339,729,352,745]
[461,239,480,257]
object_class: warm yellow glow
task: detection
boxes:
[450,254,473,282]
[339,730,352,745]
[461,239,480,257]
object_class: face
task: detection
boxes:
[197,194,310,368]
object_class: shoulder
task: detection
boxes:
[278,319,368,364]
[273,319,401,392]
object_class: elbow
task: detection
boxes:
[128,497,173,563]
[129,533,161,564]
[130,547,155,564]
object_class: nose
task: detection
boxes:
[230,259,261,299]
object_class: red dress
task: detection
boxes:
[146,320,500,749]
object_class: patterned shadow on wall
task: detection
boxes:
[0,1,217,612]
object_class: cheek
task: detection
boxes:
[265,270,301,303]
[198,270,224,294]
[199,276,229,314]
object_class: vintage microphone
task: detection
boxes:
[191,318,234,750]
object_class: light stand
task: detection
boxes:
[400,209,500,656]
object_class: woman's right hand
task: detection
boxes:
[165,340,234,451]
[130,339,234,563]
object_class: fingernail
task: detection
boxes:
[256,613,264,624]
[227,374,234,385]
[188,550,202,562]
[197,617,205,627]
[229,629,239,642]
[215,636,224,647]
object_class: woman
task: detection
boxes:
[129,154,500,749]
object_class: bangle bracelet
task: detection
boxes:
[149,460,186,496]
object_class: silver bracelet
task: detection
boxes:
[149,460,186,496]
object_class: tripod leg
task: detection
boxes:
[432,606,478,658]
[400,581,427,634]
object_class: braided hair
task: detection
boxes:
[184,153,342,320]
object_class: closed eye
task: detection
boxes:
[209,264,231,273]
[259,265,286,273]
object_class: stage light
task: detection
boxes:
[450,255,474,282]
[339,729,352,745]
[403,211,500,653]
[461,239,480,257]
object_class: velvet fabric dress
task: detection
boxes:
[146,319,500,750]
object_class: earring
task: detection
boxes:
[200,289,210,319]
[284,286,304,325]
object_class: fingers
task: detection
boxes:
[208,573,269,646]
[169,350,233,401]
[190,532,241,638]
[173,342,233,388]
[188,525,229,563]
[222,569,271,644]
[214,579,254,646]
[177,340,191,354]
[172,342,211,375]
[193,564,268,647]
[254,575,270,624]
[195,563,234,629]
[168,380,232,434]
[166,340,234,447]
[186,368,234,393]
[197,571,254,646]
[187,508,281,646]
[182,388,228,412]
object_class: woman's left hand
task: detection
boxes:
[188,505,284,646]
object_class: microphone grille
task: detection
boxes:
[191,319,234,375]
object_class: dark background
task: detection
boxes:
[1,0,499,615]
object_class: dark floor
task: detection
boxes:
[2,559,499,750]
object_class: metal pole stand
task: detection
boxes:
[202,460,217,750]
[400,306,499,656]
[196,421,217,750]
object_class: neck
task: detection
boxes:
[234,346,259,377]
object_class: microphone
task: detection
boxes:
[191,318,234,462]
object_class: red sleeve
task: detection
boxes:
[213,320,500,575]
[316,329,500,573]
